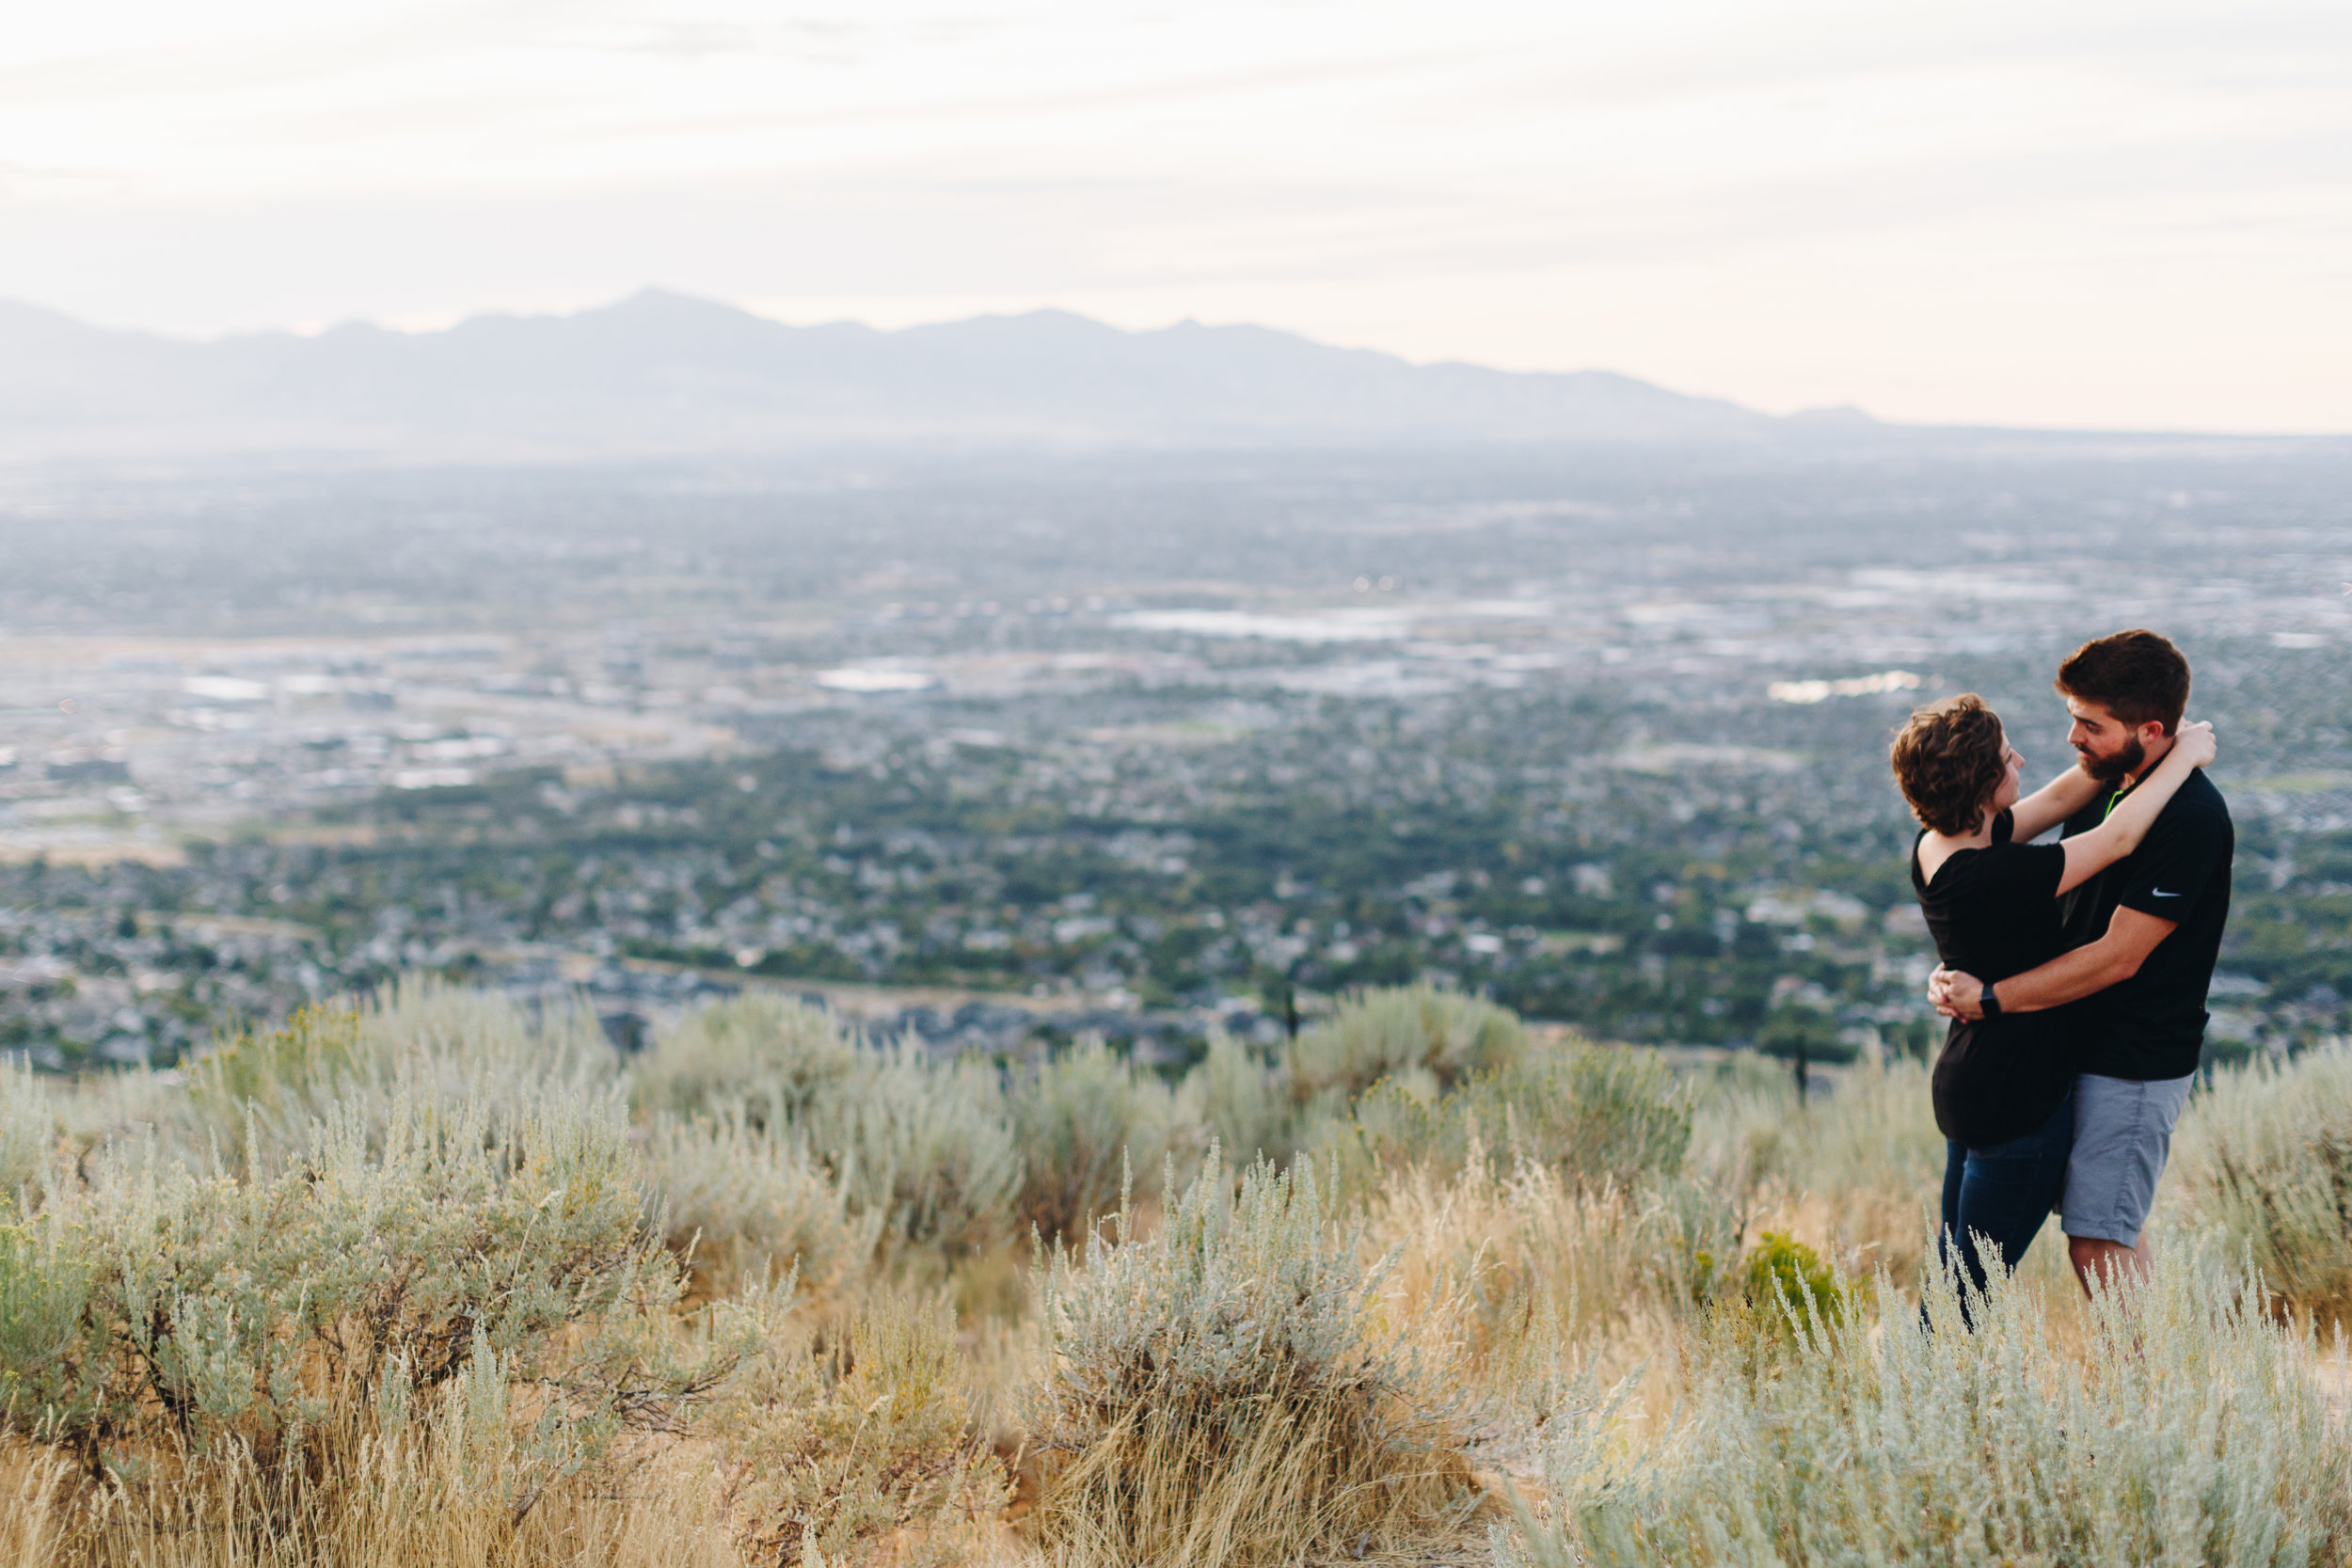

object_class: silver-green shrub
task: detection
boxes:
[635,996,1021,1258]
[632,991,862,1130]
[803,1040,1023,1258]
[184,981,619,1163]
[1458,1045,1691,1188]
[1286,984,1525,1106]
[1319,1040,1690,1196]
[1014,1036,1186,1243]
[0,1082,742,1475]
[1186,1029,1294,1164]
[2172,1042,2352,1317]
[0,1060,56,1203]
[642,1107,879,1295]
[1502,1249,2351,1566]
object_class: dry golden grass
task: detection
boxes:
[1361,1153,1708,1451]
[1024,1155,1485,1568]
[1032,1384,1481,1568]
[6,993,2342,1568]
[0,1422,741,1568]
[715,1292,1009,1568]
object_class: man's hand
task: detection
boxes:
[1928,964,1985,1022]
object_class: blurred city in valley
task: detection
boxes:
[4,400,2345,1070]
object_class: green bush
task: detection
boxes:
[1029,1150,1475,1568]
[1735,1230,1845,1339]
[1014,1036,1186,1244]
[1501,1250,2350,1567]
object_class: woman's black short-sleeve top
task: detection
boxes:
[1911,809,2081,1148]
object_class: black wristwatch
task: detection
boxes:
[1980,983,2002,1019]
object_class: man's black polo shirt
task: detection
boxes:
[2056,766,2233,1081]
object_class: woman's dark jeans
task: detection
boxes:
[1938,1088,2074,1306]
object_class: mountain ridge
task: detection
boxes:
[0,288,1829,460]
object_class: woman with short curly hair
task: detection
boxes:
[1891,694,2214,1306]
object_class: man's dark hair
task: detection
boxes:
[2056,628,2190,735]
[1890,694,2008,835]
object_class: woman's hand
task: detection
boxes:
[2171,719,2217,769]
[1929,964,1984,1021]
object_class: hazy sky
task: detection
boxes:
[4,1,2348,430]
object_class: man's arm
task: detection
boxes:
[2009,767,2103,844]
[1929,906,2178,1021]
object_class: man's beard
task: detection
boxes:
[2076,734,2146,783]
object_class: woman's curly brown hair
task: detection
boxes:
[1889,694,2009,835]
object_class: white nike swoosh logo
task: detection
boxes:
[2152,889,2181,897]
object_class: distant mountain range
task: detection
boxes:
[0,289,1863,461]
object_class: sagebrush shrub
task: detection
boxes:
[1185,1030,1293,1164]
[805,1040,1024,1258]
[1029,1150,1476,1568]
[715,1292,1007,1567]
[1460,1045,1691,1188]
[0,1059,56,1202]
[0,1082,744,1481]
[1287,983,1525,1106]
[632,992,862,1130]
[642,1108,880,1297]
[1317,1039,1691,1197]
[1502,1247,2352,1567]
[1013,1036,1185,1243]
[184,983,619,1164]
[635,998,1022,1258]
[2172,1042,2352,1318]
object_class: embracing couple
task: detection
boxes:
[1889,628,2233,1303]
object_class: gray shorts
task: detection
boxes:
[2060,1071,2195,1245]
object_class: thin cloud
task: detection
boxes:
[0,0,2345,428]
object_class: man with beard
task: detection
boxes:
[1929,629,2233,1296]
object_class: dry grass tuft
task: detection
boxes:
[1687,1053,1945,1277]
[1027,1152,1480,1568]
[715,1293,1008,1568]
[0,1413,740,1568]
